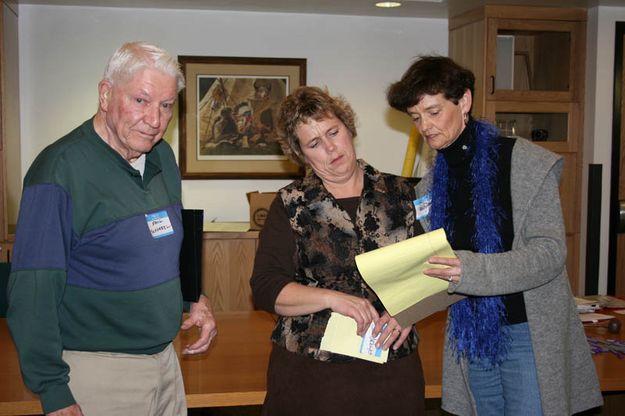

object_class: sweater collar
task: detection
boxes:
[439,119,475,168]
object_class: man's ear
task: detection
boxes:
[98,80,112,112]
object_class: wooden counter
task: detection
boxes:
[0,311,273,415]
[178,311,273,408]
[1,310,623,415]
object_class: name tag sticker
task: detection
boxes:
[414,194,431,221]
[145,210,174,239]
[359,322,384,358]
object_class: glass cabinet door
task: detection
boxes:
[486,101,579,152]
[486,18,582,102]
[495,112,568,141]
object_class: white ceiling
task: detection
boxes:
[11,0,449,18]
[10,0,625,19]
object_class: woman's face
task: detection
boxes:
[406,91,472,150]
[296,114,358,185]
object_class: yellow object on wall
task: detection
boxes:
[401,127,420,177]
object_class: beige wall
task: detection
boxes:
[16,4,447,224]
[13,3,625,292]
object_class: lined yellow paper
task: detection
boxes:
[319,312,389,364]
[355,228,456,317]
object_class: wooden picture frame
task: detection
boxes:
[178,56,306,179]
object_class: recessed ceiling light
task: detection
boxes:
[375,2,402,8]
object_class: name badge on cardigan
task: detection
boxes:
[414,194,431,221]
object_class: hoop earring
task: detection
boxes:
[463,113,469,125]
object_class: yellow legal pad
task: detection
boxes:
[319,312,389,364]
[355,228,459,321]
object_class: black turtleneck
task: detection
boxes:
[439,120,527,324]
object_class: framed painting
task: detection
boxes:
[178,56,306,179]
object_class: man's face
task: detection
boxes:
[235,105,253,132]
[99,67,178,161]
[255,85,270,99]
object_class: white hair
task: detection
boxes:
[102,41,185,92]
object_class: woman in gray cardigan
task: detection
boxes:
[387,56,602,415]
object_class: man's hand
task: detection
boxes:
[180,294,217,354]
[48,404,83,416]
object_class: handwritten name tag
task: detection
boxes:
[145,210,174,239]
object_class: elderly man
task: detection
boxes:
[7,41,216,416]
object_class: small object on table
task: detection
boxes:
[587,336,625,358]
[608,318,622,334]
[579,312,614,323]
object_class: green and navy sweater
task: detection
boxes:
[7,119,184,413]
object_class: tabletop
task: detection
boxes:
[0,311,275,415]
[581,311,625,391]
[1,309,623,415]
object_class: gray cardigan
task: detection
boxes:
[416,137,603,415]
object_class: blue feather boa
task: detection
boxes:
[430,119,510,367]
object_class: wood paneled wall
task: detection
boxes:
[202,231,259,312]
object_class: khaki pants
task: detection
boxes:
[63,343,186,416]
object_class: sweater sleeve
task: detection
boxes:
[7,183,76,414]
[249,196,296,313]
[450,158,567,297]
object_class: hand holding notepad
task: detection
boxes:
[320,228,463,362]
[319,312,390,363]
[355,228,463,327]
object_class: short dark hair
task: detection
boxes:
[387,56,475,113]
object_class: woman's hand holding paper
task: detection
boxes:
[325,290,380,336]
[424,256,462,284]
[373,312,411,351]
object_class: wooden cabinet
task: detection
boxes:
[0,1,20,245]
[0,241,11,262]
[201,230,259,312]
[0,2,8,242]
[449,5,586,293]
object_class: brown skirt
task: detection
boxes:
[262,345,425,416]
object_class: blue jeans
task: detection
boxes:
[467,322,543,416]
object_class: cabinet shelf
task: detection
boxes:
[486,101,580,153]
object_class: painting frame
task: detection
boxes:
[178,56,306,179]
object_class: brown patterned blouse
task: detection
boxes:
[250,160,423,362]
